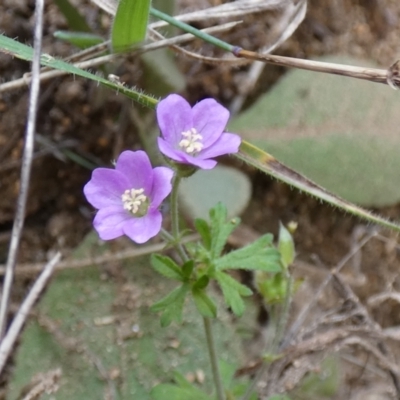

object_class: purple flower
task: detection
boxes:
[84,150,173,244]
[156,94,241,170]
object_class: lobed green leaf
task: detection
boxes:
[215,234,281,272]
[192,275,210,291]
[214,271,250,316]
[151,254,183,281]
[209,203,240,259]
[181,260,194,279]
[192,289,217,318]
[194,218,212,250]
[151,284,189,327]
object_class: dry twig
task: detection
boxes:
[0,0,45,339]
[0,252,60,375]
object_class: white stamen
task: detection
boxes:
[179,128,203,154]
[121,188,147,214]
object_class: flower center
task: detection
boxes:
[178,128,203,155]
[121,188,149,217]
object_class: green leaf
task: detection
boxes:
[195,218,212,250]
[182,260,194,279]
[278,222,295,268]
[215,234,281,272]
[192,275,210,290]
[172,371,194,389]
[215,271,252,316]
[209,203,240,259]
[54,0,91,32]
[151,254,183,281]
[215,271,253,297]
[219,359,237,389]
[192,289,217,318]
[152,372,212,400]
[151,284,189,327]
[111,0,151,52]
[151,383,211,400]
[53,31,104,49]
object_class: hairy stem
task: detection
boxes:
[150,7,234,53]
[170,175,188,262]
[203,317,226,400]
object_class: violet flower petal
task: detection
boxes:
[115,150,153,194]
[93,206,132,240]
[157,138,217,169]
[157,94,192,144]
[122,210,162,244]
[84,169,130,209]
[151,166,174,208]
[157,137,189,163]
[84,150,174,244]
[198,132,241,159]
[192,99,230,147]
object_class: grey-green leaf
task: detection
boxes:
[179,165,252,222]
[230,56,400,207]
[8,231,243,399]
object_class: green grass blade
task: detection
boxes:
[150,7,235,53]
[54,0,91,32]
[0,33,157,108]
[1,33,399,232]
[53,31,104,49]
[111,0,151,52]
[237,141,400,232]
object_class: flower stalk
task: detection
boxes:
[170,174,188,263]
[203,317,226,400]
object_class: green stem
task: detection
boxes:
[273,274,293,351]
[160,228,175,243]
[203,317,226,400]
[150,7,235,53]
[170,177,224,399]
[170,174,188,262]
[241,274,293,400]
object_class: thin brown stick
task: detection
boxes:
[234,48,400,88]
[0,22,240,93]
[0,252,60,375]
[0,0,45,339]
[0,233,200,277]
